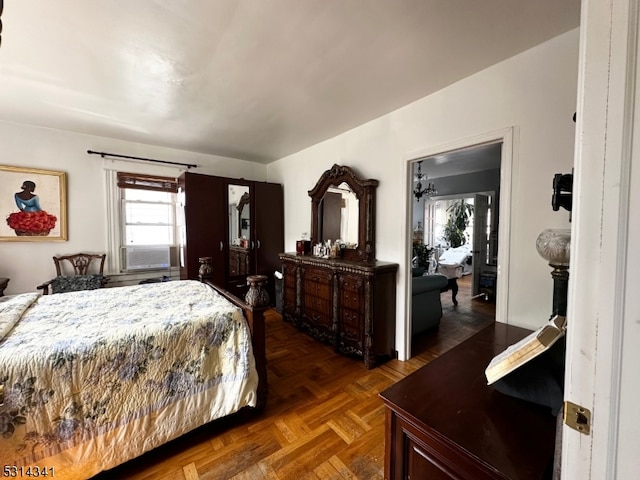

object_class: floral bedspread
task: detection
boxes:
[0,281,257,475]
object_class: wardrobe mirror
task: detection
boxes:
[228,185,250,247]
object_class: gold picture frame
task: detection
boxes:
[0,165,68,241]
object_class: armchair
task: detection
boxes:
[412,273,448,336]
[37,253,108,295]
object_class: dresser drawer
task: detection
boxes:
[339,307,364,344]
[336,274,365,355]
[302,267,332,293]
[303,294,332,318]
[339,274,364,292]
[338,274,364,309]
[282,284,296,316]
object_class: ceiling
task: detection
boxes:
[417,143,503,179]
[0,1,580,164]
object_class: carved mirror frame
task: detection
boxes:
[308,164,378,262]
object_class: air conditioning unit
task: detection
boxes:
[124,246,170,271]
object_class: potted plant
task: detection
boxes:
[443,199,474,248]
[413,243,434,267]
[412,243,434,275]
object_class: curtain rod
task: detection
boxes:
[87,150,198,169]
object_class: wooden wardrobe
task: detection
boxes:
[178,172,284,302]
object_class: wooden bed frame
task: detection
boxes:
[198,258,269,409]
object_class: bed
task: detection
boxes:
[0,278,267,479]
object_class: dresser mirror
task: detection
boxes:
[324,183,359,247]
[228,184,250,245]
[308,164,378,262]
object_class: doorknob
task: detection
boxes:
[219,241,224,251]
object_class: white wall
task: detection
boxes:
[0,121,267,295]
[267,29,579,360]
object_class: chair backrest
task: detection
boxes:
[53,253,106,277]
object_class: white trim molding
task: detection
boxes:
[402,127,515,359]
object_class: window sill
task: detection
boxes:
[106,267,180,288]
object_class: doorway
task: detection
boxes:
[405,129,514,360]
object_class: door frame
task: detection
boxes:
[403,127,514,359]
[562,0,639,477]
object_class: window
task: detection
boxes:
[122,188,175,246]
[424,197,475,249]
[116,172,178,272]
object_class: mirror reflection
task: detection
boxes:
[228,185,250,247]
[319,182,359,247]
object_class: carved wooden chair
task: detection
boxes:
[37,253,109,295]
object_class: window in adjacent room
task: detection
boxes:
[423,197,475,250]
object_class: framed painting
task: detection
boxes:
[0,165,68,241]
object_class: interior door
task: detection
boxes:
[254,182,284,303]
[472,194,489,296]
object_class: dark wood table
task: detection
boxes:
[0,278,8,296]
[380,322,557,479]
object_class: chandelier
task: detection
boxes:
[413,161,437,201]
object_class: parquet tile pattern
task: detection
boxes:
[96,276,494,480]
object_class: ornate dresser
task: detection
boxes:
[280,164,398,369]
[280,253,397,369]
